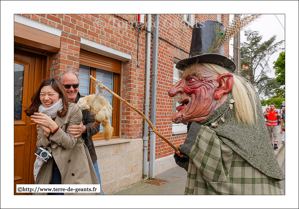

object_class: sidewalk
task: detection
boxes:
[113,165,187,195]
[274,137,285,193]
[113,128,285,195]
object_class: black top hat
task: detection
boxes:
[176,20,236,72]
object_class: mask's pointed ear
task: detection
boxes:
[214,73,233,100]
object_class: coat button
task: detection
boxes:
[68,160,71,163]
[72,173,75,176]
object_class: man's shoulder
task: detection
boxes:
[74,92,83,103]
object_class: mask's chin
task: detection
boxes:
[172,99,191,124]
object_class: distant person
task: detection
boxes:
[264,103,281,150]
[278,101,284,126]
[280,101,285,113]
[25,78,99,195]
[59,68,104,195]
[281,105,285,144]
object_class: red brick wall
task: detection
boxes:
[145,14,230,159]
[221,14,230,57]
[19,14,146,140]
[18,14,230,159]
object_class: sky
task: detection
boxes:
[229,14,285,78]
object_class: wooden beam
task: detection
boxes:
[14,22,60,53]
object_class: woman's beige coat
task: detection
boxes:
[35,103,99,195]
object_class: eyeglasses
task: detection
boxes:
[63,84,79,89]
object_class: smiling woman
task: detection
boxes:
[24,78,100,195]
[25,78,69,117]
[39,86,60,108]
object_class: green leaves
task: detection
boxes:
[274,51,285,85]
[240,30,284,99]
[261,97,285,107]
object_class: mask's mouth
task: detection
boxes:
[176,99,189,111]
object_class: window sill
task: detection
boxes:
[172,130,187,135]
[93,138,131,147]
[172,124,187,135]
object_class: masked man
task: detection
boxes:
[169,20,284,195]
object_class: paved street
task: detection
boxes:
[280,156,285,192]
[113,125,285,195]
[113,165,187,195]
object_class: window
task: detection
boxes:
[79,50,121,140]
[183,14,195,27]
[172,60,187,134]
[14,63,24,120]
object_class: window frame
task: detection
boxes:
[183,14,195,27]
[172,59,187,135]
[79,50,121,140]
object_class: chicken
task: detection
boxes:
[77,94,114,140]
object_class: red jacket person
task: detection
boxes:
[264,103,281,150]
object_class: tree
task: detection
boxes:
[261,97,284,108]
[240,30,284,99]
[273,51,285,97]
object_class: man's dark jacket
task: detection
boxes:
[75,93,100,164]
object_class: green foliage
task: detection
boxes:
[273,51,285,85]
[272,51,285,98]
[261,97,285,108]
[240,30,284,99]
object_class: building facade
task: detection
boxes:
[14,14,229,194]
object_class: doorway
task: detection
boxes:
[14,48,48,194]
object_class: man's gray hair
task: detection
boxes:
[58,67,80,84]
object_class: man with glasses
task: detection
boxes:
[59,68,104,195]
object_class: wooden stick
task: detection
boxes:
[90,75,179,152]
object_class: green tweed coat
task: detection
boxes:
[184,125,283,195]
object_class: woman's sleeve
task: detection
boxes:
[49,106,83,150]
[36,125,51,148]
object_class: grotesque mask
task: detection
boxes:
[168,64,233,124]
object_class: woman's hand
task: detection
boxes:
[31,112,58,132]
[41,125,51,137]
[69,121,86,138]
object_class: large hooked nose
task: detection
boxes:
[168,79,184,97]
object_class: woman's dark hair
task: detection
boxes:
[25,78,69,117]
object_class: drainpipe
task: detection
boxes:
[149,14,159,178]
[142,14,151,179]
[217,14,221,22]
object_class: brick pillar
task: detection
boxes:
[51,31,81,77]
